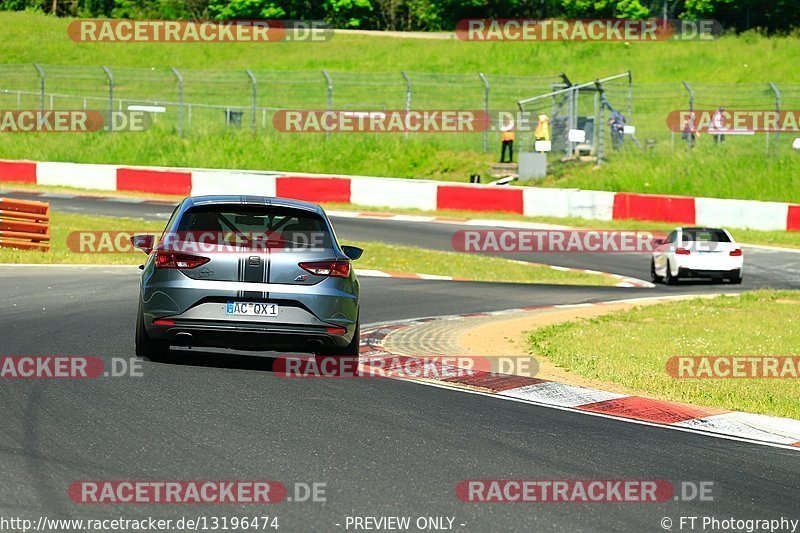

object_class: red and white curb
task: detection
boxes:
[359,299,800,450]
[3,159,800,231]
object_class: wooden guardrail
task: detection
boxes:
[0,197,50,251]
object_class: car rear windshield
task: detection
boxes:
[681,229,731,242]
[174,205,333,249]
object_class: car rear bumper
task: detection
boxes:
[140,274,358,353]
[678,267,741,279]
[673,254,743,271]
[147,319,354,352]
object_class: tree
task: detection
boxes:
[208,0,287,18]
[323,0,373,28]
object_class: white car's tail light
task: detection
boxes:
[299,260,351,278]
[675,247,691,255]
[730,248,743,256]
[155,252,211,269]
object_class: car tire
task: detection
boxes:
[728,272,743,284]
[650,259,663,283]
[135,303,172,361]
[665,261,678,285]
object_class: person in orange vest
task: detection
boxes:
[500,116,515,163]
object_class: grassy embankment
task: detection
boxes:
[0,13,799,201]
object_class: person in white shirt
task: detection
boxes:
[710,106,726,144]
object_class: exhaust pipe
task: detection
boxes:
[306,339,324,350]
[174,332,193,346]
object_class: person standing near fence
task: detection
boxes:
[534,113,550,147]
[681,111,698,148]
[609,110,625,150]
[500,116,515,163]
[710,106,726,143]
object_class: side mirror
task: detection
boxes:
[132,234,155,254]
[341,245,363,261]
[653,238,665,246]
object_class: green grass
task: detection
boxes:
[540,142,800,204]
[0,13,796,81]
[346,240,617,286]
[0,211,616,286]
[0,211,165,265]
[0,128,492,182]
[528,291,800,419]
[1,12,800,199]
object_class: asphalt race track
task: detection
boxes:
[5,190,800,290]
[1,191,799,531]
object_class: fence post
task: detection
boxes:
[566,87,577,157]
[171,67,183,137]
[245,69,257,134]
[595,80,605,166]
[682,81,694,114]
[33,63,45,113]
[681,81,694,152]
[572,85,579,146]
[768,82,780,156]
[322,70,332,139]
[627,70,633,123]
[401,71,412,140]
[102,66,114,132]
[401,71,411,112]
[479,72,489,153]
[593,90,600,154]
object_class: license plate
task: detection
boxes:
[226,302,278,316]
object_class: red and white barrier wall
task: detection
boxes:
[2,159,799,231]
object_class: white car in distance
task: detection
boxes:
[651,227,743,285]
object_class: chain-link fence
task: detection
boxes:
[517,72,633,164]
[0,64,562,153]
[516,74,798,164]
[1,63,796,161]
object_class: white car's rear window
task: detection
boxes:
[681,229,731,243]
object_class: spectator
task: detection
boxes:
[609,110,625,150]
[500,116,515,163]
[681,111,698,148]
[710,106,726,143]
[534,113,550,152]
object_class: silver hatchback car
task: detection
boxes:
[133,195,362,360]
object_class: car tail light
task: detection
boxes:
[326,327,347,335]
[299,260,351,278]
[153,319,174,326]
[730,248,743,256]
[155,252,210,269]
[675,247,691,255]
